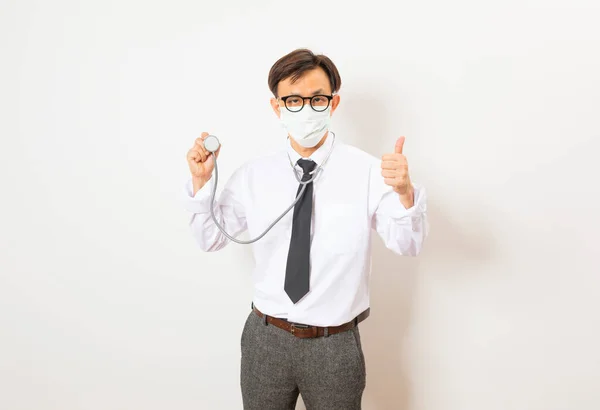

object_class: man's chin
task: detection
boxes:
[290,132,329,148]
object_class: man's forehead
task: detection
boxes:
[278,71,332,95]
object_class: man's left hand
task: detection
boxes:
[381,136,414,208]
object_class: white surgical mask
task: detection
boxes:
[280,105,332,148]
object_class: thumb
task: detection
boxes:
[205,152,216,170]
[395,136,406,154]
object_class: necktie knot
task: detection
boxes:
[297,159,317,176]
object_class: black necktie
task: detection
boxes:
[284,159,317,304]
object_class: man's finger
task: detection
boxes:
[395,136,406,154]
[382,153,405,162]
[197,133,210,152]
[197,148,208,160]
[195,139,210,157]
[381,160,402,169]
[187,149,199,161]
[188,149,205,163]
[381,169,398,178]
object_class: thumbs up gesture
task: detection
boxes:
[381,136,414,207]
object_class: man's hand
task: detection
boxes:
[187,132,221,195]
[381,136,414,208]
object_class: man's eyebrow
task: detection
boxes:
[285,88,327,96]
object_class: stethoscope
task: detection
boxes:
[202,133,336,244]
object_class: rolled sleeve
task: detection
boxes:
[378,183,427,222]
[369,158,429,256]
[182,177,215,215]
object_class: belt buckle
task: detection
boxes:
[289,322,309,336]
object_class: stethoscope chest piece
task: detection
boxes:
[204,135,221,153]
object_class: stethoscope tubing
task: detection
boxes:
[207,133,336,244]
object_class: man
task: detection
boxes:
[183,49,428,410]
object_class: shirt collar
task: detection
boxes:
[286,132,335,169]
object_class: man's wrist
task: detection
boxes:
[397,187,414,209]
[192,177,208,196]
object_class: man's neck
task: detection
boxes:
[290,132,328,158]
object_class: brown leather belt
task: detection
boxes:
[252,304,370,338]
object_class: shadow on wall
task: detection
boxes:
[362,202,495,410]
[331,89,496,410]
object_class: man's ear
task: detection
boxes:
[331,94,341,114]
[270,98,281,118]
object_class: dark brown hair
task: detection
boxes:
[268,49,342,97]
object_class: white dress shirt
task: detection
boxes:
[182,133,428,326]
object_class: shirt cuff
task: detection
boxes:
[379,183,427,221]
[182,177,215,214]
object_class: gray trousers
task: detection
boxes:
[240,310,366,410]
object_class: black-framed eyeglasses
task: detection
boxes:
[279,94,334,112]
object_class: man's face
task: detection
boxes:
[270,67,340,118]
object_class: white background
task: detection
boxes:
[1,0,599,409]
